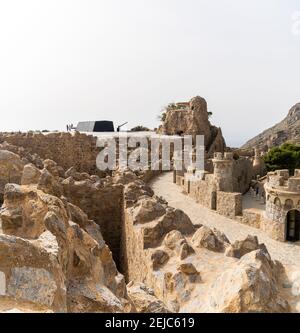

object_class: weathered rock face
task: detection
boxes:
[127,282,170,313]
[61,174,124,268]
[225,235,267,259]
[163,230,195,260]
[131,197,166,225]
[142,207,196,249]
[0,184,129,313]
[0,150,25,201]
[38,169,63,198]
[191,226,230,252]
[206,250,290,313]
[0,234,66,312]
[242,103,300,150]
[159,96,226,156]
[1,184,58,239]
[21,163,42,186]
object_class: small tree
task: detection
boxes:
[263,143,300,174]
[158,103,175,122]
[158,111,167,122]
[166,103,177,111]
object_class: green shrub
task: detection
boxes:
[263,143,300,173]
[130,126,150,132]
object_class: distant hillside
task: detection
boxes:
[242,103,300,150]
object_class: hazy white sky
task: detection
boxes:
[0,0,299,146]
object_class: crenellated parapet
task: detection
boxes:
[263,169,300,241]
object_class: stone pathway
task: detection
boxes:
[150,172,300,269]
[242,191,265,212]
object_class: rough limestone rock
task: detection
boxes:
[142,207,195,249]
[225,235,267,259]
[113,170,139,185]
[177,242,195,260]
[21,163,42,185]
[163,230,185,249]
[212,228,230,245]
[43,159,64,178]
[191,226,230,252]
[0,141,44,170]
[0,233,66,312]
[127,282,170,313]
[0,184,129,313]
[0,184,53,238]
[163,269,201,312]
[65,167,78,179]
[177,263,200,277]
[64,169,91,182]
[131,197,166,225]
[163,230,195,260]
[159,96,226,156]
[0,150,25,200]
[151,249,170,270]
[207,250,290,313]
[37,168,63,198]
[124,181,154,207]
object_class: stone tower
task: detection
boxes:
[212,152,234,192]
[253,148,266,178]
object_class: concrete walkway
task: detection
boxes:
[150,172,300,269]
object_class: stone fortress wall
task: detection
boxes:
[174,152,255,219]
[0,132,101,176]
[0,131,185,179]
[174,142,300,243]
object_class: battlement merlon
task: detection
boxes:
[212,152,234,161]
[265,169,300,193]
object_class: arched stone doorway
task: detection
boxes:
[286,210,300,242]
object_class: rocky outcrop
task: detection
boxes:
[206,250,290,313]
[159,96,226,156]
[21,164,42,185]
[0,150,25,201]
[225,235,268,259]
[163,230,195,260]
[127,282,170,313]
[0,183,129,313]
[191,226,230,252]
[242,103,300,150]
[131,197,166,225]
[0,234,66,312]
